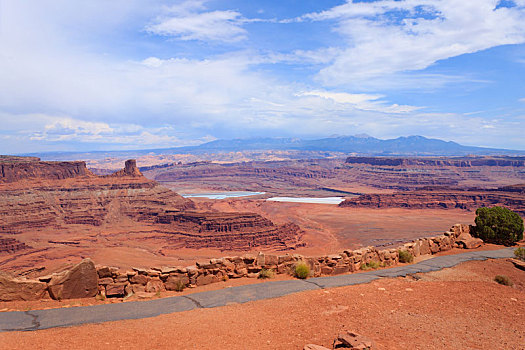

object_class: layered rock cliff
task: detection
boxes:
[0,156,92,183]
[339,185,525,215]
[0,157,304,267]
[345,156,525,167]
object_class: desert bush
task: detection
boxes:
[294,262,310,279]
[398,249,414,263]
[494,275,513,286]
[360,260,381,270]
[515,247,525,261]
[174,279,185,292]
[258,268,274,279]
[473,207,524,246]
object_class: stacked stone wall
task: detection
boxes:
[94,224,475,297]
[0,224,480,301]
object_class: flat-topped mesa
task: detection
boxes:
[0,156,92,183]
[108,159,143,177]
[345,156,525,167]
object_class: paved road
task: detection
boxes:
[0,248,515,332]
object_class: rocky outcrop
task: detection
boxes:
[0,158,304,255]
[0,237,30,254]
[0,156,92,183]
[333,331,375,349]
[47,259,98,300]
[339,187,525,215]
[109,159,142,177]
[143,156,525,193]
[345,156,525,167]
[0,272,47,301]
[155,212,303,251]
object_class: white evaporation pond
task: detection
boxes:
[181,191,265,199]
[266,197,345,204]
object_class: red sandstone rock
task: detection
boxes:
[47,259,98,300]
[509,258,525,271]
[303,344,330,350]
[456,232,483,249]
[339,187,525,216]
[0,237,30,254]
[109,159,143,177]
[0,273,47,301]
[105,283,127,297]
[0,157,92,183]
[145,278,165,293]
[196,274,219,286]
[0,158,304,252]
[165,275,189,291]
[130,274,149,285]
[333,331,375,349]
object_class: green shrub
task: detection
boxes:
[515,247,525,261]
[258,268,274,279]
[360,260,381,270]
[398,250,414,263]
[494,275,513,286]
[294,262,310,279]
[473,207,524,246]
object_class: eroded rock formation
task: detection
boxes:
[339,185,525,215]
[0,156,92,183]
[0,157,304,270]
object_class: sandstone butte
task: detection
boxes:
[0,157,304,266]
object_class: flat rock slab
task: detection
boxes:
[0,248,516,332]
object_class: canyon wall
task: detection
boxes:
[143,156,525,192]
[0,157,304,258]
[345,156,525,167]
[339,186,525,215]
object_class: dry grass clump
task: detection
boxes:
[294,262,310,279]
[398,249,414,263]
[258,268,274,279]
[494,275,513,286]
[514,247,525,261]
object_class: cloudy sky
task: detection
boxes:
[1,0,525,153]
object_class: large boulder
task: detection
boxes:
[0,273,47,301]
[47,259,98,300]
[456,232,483,249]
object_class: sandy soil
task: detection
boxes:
[1,258,523,350]
[205,198,476,255]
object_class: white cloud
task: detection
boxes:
[146,3,247,42]
[296,0,525,86]
[519,97,525,103]
[296,91,421,113]
[0,0,523,152]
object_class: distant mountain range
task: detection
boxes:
[20,135,525,161]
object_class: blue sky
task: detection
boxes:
[1,0,524,153]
